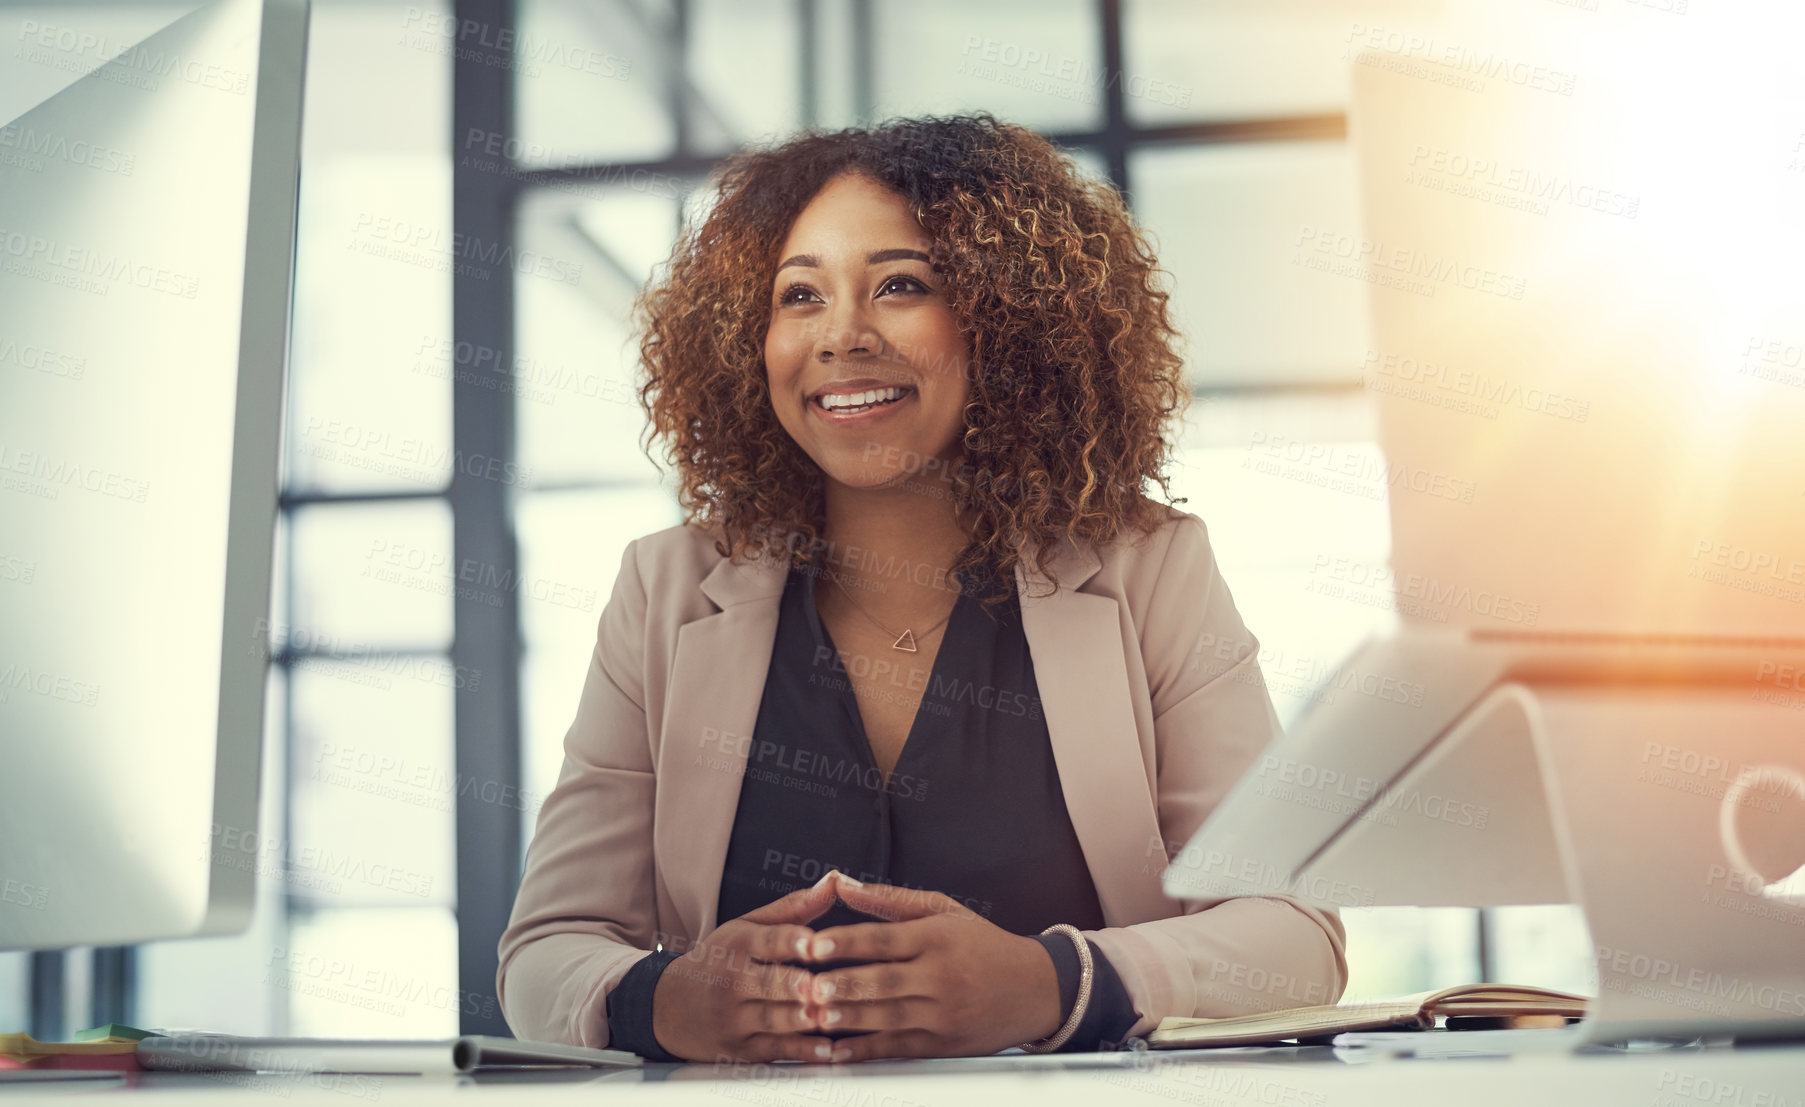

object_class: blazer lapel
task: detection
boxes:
[657,532,1173,942]
[1016,536,1174,928]
[654,549,788,942]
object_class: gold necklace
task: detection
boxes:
[826,569,955,652]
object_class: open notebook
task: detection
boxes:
[1147,984,1589,1049]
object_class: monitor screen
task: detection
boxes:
[0,0,305,950]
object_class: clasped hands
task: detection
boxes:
[649,870,1066,1063]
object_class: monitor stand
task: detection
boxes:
[1307,677,1805,1045]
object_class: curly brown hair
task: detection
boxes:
[635,112,1190,607]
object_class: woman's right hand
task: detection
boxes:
[650,872,843,1062]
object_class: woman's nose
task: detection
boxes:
[814,303,884,362]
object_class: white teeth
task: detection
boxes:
[818,386,906,412]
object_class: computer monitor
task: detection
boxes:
[1166,34,1805,1042]
[0,0,307,950]
[1167,31,1805,912]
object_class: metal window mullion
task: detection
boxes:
[1099,0,1130,199]
[510,116,1348,194]
[88,947,133,1028]
[279,487,450,508]
[28,951,64,1041]
[272,647,448,666]
[850,0,873,123]
[798,0,818,129]
[1477,908,1495,983]
[451,0,521,1038]
[670,0,691,155]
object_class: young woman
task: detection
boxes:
[497,113,1347,1064]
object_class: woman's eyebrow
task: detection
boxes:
[775,248,930,272]
[866,248,929,264]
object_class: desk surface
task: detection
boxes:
[6,1042,1803,1105]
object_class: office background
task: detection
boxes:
[1,0,1598,1040]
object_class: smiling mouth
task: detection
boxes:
[811,386,914,414]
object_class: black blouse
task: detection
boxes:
[605,553,1140,1058]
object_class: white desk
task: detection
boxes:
[11,1042,1804,1105]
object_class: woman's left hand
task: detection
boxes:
[793,873,1066,1061]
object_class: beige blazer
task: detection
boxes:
[497,506,1349,1048]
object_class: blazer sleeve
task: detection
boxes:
[1082,513,1350,1041]
[496,538,664,1048]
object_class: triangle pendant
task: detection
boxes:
[891,629,918,652]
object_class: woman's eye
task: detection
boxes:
[877,274,927,296]
[777,284,819,306]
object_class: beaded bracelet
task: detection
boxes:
[1019,923,1093,1053]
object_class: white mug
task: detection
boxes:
[1718,763,1805,908]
